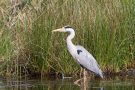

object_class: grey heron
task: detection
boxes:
[52,26,103,78]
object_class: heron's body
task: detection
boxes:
[52,26,103,78]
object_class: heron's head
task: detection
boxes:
[52,26,74,33]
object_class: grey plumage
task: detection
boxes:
[74,45,103,78]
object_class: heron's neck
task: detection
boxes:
[66,29,75,48]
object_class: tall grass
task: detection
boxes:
[0,0,135,77]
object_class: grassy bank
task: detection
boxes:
[0,0,135,78]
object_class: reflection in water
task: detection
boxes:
[74,77,91,90]
[74,70,103,90]
[0,76,135,90]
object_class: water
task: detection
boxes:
[0,76,135,90]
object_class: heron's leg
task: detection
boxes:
[83,69,87,84]
[83,69,88,90]
[80,67,83,78]
[74,68,83,86]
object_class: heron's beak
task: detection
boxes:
[52,28,64,32]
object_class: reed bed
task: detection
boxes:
[0,0,135,77]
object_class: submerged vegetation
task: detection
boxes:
[0,0,135,77]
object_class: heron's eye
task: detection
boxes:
[77,50,82,55]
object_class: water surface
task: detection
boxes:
[0,76,135,90]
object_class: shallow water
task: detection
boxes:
[0,76,135,90]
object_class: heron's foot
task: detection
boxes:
[74,78,83,86]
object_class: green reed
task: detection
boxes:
[0,0,135,77]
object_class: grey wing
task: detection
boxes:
[75,45,103,78]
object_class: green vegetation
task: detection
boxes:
[0,0,135,77]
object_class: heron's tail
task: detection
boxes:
[99,69,103,78]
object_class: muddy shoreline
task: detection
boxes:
[25,69,135,79]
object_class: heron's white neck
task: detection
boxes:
[66,29,75,48]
